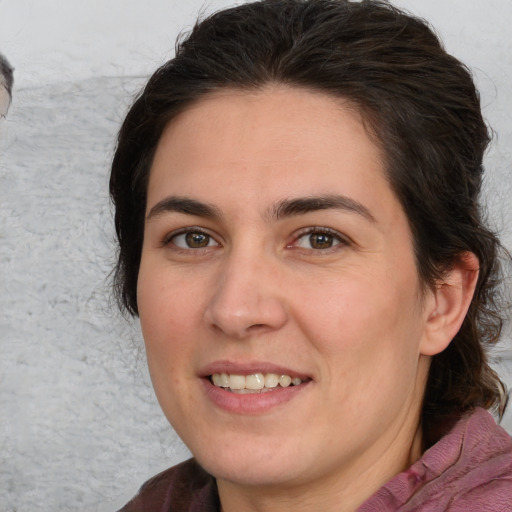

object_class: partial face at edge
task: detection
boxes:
[136,86,435,492]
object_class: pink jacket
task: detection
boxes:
[358,408,512,511]
[119,408,512,511]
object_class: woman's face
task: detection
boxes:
[137,86,436,494]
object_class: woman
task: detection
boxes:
[110,0,512,510]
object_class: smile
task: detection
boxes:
[210,373,304,393]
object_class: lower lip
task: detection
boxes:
[202,378,311,415]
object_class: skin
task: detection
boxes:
[137,86,478,512]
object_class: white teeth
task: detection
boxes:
[229,374,246,390]
[211,372,304,391]
[212,373,223,387]
[245,373,265,390]
[264,373,279,388]
[212,373,230,387]
[279,375,292,387]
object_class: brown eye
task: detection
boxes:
[170,231,218,249]
[185,232,210,248]
[294,229,345,250]
[309,233,334,249]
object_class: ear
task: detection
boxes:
[420,252,479,357]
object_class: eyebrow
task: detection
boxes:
[146,194,376,223]
[146,196,222,221]
[269,195,376,223]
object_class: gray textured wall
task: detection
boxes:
[1,1,511,510]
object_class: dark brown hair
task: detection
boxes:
[0,52,14,94]
[110,0,508,435]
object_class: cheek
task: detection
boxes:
[292,265,424,381]
[299,272,417,338]
[137,266,200,363]
[137,270,204,414]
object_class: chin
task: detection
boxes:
[190,434,308,487]
[200,455,303,488]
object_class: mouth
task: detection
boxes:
[200,361,312,413]
[209,372,308,394]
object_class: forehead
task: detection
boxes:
[147,86,394,215]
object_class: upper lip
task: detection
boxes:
[199,360,312,380]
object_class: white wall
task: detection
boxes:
[1,1,511,510]
[0,0,236,88]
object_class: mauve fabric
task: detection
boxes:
[117,459,219,512]
[357,408,512,511]
[118,408,512,511]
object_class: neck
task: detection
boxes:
[217,420,424,512]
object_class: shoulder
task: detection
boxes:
[358,408,512,511]
[117,458,219,512]
[437,408,512,511]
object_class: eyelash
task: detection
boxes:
[162,227,221,251]
[161,226,350,253]
[290,227,350,252]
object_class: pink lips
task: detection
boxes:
[199,360,312,415]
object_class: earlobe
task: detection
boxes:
[420,252,479,356]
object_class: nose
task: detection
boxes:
[204,250,288,340]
